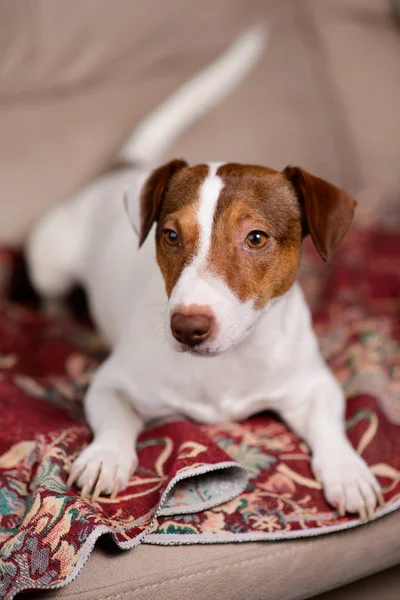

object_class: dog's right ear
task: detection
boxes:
[131,159,188,247]
[282,166,356,261]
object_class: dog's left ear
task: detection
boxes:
[124,159,188,247]
[283,166,357,261]
[139,159,188,247]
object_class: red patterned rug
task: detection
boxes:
[0,195,399,598]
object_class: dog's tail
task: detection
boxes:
[117,25,267,167]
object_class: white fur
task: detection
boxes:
[196,163,224,261]
[26,27,381,516]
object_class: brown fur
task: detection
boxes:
[283,166,357,261]
[139,159,188,246]
[155,164,209,296]
[209,164,303,308]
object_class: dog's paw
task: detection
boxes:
[312,449,383,520]
[67,441,137,502]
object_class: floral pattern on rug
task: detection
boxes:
[0,203,399,597]
[0,310,246,599]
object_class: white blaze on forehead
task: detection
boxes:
[195,162,224,264]
[168,162,225,311]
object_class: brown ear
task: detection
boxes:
[283,166,357,261]
[139,159,188,246]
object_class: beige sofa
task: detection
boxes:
[2,1,400,598]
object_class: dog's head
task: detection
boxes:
[126,161,356,356]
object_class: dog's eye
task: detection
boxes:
[163,229,181,247]
[246,231,268,249]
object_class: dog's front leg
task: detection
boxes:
[68,357,143,501]
[280,367,383,519]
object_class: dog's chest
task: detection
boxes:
[127,350,280,423]
[121,302,296,424]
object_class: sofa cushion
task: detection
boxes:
[313,563,400,600]
[25,511,400,600]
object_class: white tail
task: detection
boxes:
[119,25,267,166]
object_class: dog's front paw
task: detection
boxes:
[67,440,137,502]
[312,448,383,520]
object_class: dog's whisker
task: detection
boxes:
[154,326,167,344]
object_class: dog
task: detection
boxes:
[27,27,382,519]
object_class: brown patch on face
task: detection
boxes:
[208,164,303,309]
[155,164,209,297]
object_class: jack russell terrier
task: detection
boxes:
[27,27,382,519]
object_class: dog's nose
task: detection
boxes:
[170,313,213,347]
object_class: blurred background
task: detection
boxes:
[0,0,399,245]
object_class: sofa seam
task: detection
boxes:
[98,546,297,600]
